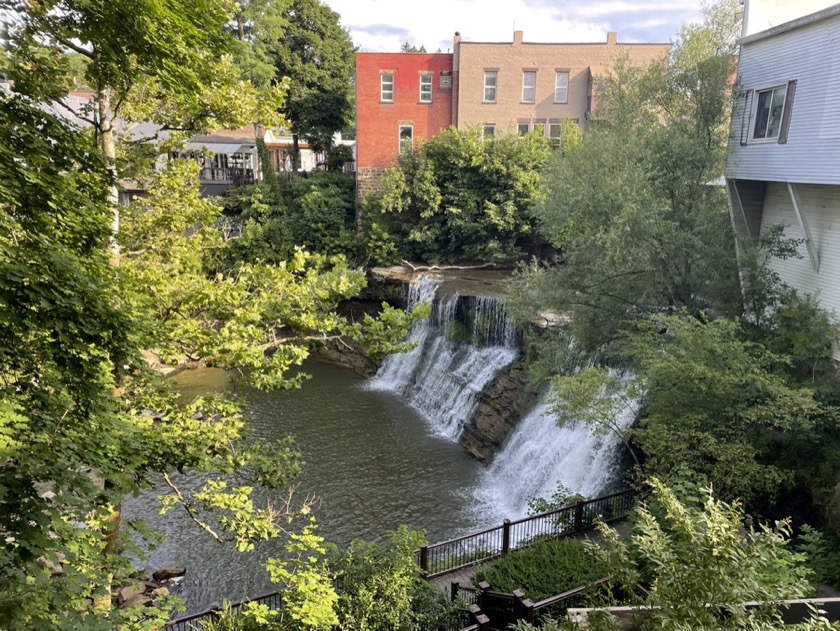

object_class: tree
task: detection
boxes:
[511,0,743,354]
[230,0,290,87]
[0,93,426,627]
[331,527,432,631]
[400,41,427,53]
[3,0,283,253]
[585,479,823,630]
[379,126,552,262]
[0,92,162,629]
[269,0,355,171]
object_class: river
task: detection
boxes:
[124,361,485,614]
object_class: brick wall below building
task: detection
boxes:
[357,167,387,201]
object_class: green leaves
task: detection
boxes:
[267,0,355,152]
[590,479,817,630]
[380,126,552,263]
[516,1,742,353]
[629,315,828,504]
[266,521,339,630]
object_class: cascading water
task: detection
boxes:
[473,376,638,521]
[368,276,519,442]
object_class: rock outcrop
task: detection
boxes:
[459,366,538,463]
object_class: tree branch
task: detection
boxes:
[162,472,224,543]
[51,98,98,130]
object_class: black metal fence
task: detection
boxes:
[164,590,283,631]
[416,489,639,577]
[165,490,640,630]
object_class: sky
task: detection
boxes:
[321,0,706,53]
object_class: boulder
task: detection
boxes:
[117,582,145,605]
[152,566,186,581]
[151,586,170,599]
[36,555,64,576]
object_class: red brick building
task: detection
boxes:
[355,52,453,196]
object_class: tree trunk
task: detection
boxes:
[236,14,245,41]
[97,87,120,261]
[94,87,121,616]
[292,133,300,175]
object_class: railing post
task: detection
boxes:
[478,581,490,611]
[522,598,535,623]
[419,546,428,572]
[450,581,459,602]
[513,589,526,620]
[502,519,511,555]
[574,501,584,533]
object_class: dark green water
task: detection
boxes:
[124,361,484,613]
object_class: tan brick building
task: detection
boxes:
[453,31,670,139]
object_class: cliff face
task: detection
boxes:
[460,367,539,463]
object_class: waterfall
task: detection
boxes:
[473,379,638,521]
[368,276,519,442]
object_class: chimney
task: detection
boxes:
[607,31,617,45]
[513,30,524,46]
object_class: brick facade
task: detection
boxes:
[356,167,387,200]
[355,52,454,172]
[455,31,669,135]
[354,31,669,195]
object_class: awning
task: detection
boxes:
[184,141,250,154]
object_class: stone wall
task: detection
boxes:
[356,167,387,201]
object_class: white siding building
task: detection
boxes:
[725,3,840,358]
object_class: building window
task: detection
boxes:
[554,72,569,103]
[483,125,496,139]
[419,75,433,103]
[484,71,498,103]
[381,73,394,102]
[399,125,413,152]
[548,123,563,147]
[522,71,536,103]
[752,85,787,140]
[517,122,530,136]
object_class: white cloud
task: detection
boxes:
[322,0,703,52]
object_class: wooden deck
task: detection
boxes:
[428,565,478,593]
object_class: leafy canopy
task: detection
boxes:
[268,0,355,153]
[511,0,743,353]
[588,479,820,631]
[380,126,552,263]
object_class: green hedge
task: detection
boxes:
[474,538,607,601]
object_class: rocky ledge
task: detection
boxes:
[459,366,539,463]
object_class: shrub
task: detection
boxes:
[474,538,607,601]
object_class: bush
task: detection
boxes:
[287,172,356,255]
[474,538,607,601]
[798,526,840,590]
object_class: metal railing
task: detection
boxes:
[164,590,283,631]
[417,489,639,578]
[198,167,255,185]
